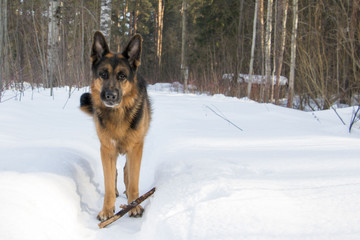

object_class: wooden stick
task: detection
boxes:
[98,187,156,229]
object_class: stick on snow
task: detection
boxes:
[349,105,360,133]
[205,105,243,131]
[98,187,156,229]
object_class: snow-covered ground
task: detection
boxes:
[0,85,360,240]
[222,73,288,85]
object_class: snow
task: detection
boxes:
[223,73,288,85]
[0,85,360,240]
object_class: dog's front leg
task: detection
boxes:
[124,141,144,217]
[97,144,118,221]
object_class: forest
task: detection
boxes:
[0,0,359,110]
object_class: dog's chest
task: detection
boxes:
[94,109,132,150]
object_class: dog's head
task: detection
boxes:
[91,31,142,108]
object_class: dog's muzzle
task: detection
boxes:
[101,89,121,107]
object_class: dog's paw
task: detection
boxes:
[97,207,115,221]
[129,205,144,218]
[120,204,144,217]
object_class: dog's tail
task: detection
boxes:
[80,93,94,115]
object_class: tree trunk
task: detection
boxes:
[234,0,244,97]
[121,0,129,39]
[348,0,360,103]
[181,0,188,93]
[155,0,164,82]
[275,0,288,105]
[0,0,4,98]
[47,0,60,96]
[81,0,85,86]
[129,7,133,36]
[263,0,273,103]
[156,0,164,67]
[128,0,139,36]
[271,0,278,103]
[32,2,47,88]
[100,0,112,44]
[287,0,298,108]
[0,0,8,97]
[258,0,265,101]
[247,0,259,99]
[133,2,138,34]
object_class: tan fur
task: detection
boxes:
[82,32,150,220]
[90,75,150,219]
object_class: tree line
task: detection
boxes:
[0,0,359,110]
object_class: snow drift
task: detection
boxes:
[0,85,359,240]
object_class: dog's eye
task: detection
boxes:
[99,71,108,80]
[117,72,127,81]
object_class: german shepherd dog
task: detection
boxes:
[80,31,151,220]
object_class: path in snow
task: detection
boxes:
[0,86,359,240]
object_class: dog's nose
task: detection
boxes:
[105,90,118,101]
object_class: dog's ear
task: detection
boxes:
[91,31,110,64]
[122,34,142,70]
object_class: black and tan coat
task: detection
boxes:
[80,31,151,220]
